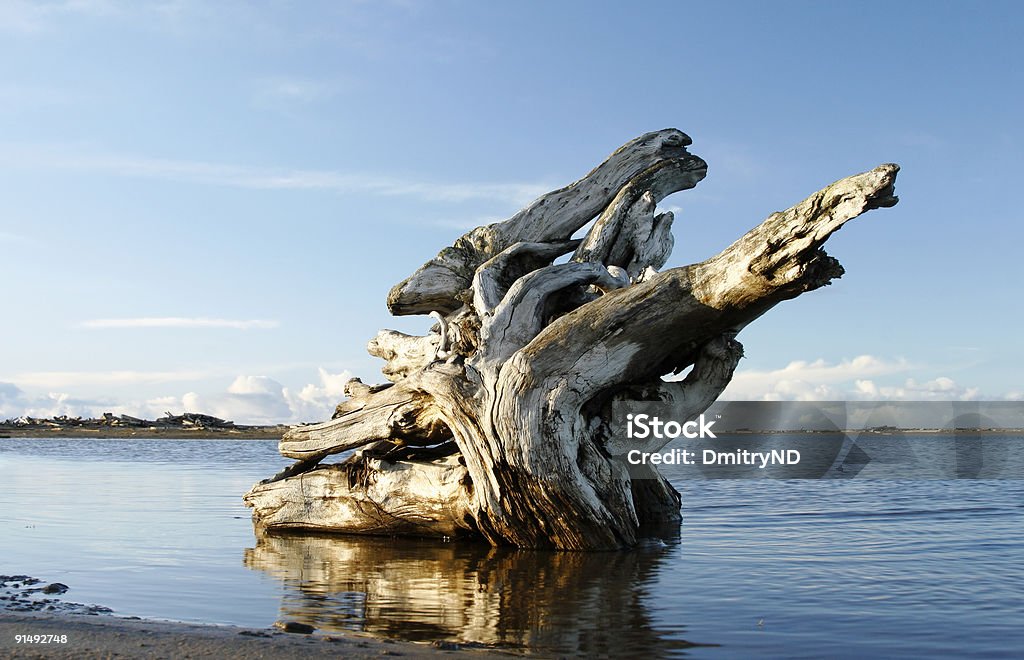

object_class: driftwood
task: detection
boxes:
[4,412,238,430]
[244,129,899,550]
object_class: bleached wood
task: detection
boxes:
[366,330,437,382]
[571,168,681,280]
[387,129,706,315]
[602,334,744,457]
[471,240,580,316]
[279,382,448,460]
[244,453,474,537]
[246,131,900,550]
[481,261,627,361]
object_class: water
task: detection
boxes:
[2,437,1022,658]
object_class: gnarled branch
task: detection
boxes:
[246,130,900,550]
[387,129,706,315]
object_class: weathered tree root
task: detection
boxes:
[245,129,899,549]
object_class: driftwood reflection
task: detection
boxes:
[244,531,707,655]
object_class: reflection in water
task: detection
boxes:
[244,531,707,656]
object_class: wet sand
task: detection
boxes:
[1,573,503,658]
[0,612,496,659]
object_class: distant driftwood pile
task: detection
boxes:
[245,129,900,550]
[3,412,236,430]
[0,412,287,437]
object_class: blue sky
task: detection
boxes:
[1,1,1021,423]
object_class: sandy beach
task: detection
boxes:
[0,576,500,658]
[0,612,495,659]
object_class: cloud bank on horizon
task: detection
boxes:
[720,356,991,402]
[1,356,1018,426]
[0,367,353,425]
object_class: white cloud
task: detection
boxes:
[2,366,354,425]
[169,369,353,424]
[720,355,983,402]
[722,355,912,400]
[852,377,981,401]
[181,376,292,425]
[80,317,279,330]
[226,375,280,395]
[285,367,352,421]
[0,381,116,420]
[0,144,550,206]
[2,355,997,425]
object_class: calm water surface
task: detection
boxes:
[1,437,1022,658]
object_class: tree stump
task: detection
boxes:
[244,129,899,550]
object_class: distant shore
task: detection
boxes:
[0,425,287,439]
[0,413,289,439]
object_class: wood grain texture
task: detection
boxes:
[246,130,899,549]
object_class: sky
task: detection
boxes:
[1,1,1022,424]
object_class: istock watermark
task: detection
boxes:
[608,401,1024,480]
[625,447,802,468]
[626,413,718,439]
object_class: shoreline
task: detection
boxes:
[0,413,290,440]
[0,427,286,440]
[0,575,507,658]
[0,612,501,658]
